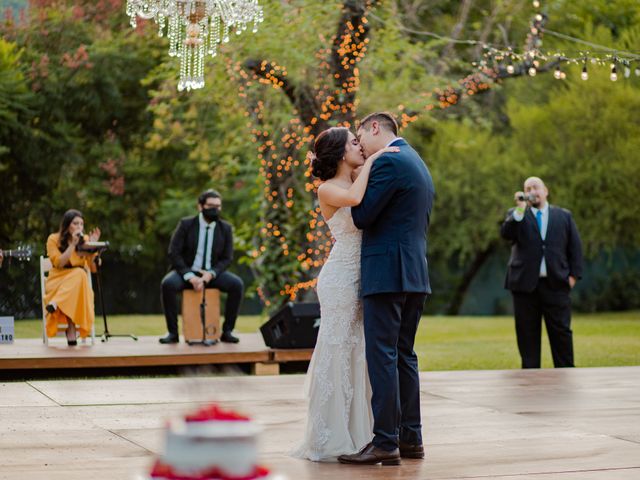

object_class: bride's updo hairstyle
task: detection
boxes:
[310,127,349,181]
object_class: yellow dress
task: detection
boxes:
[44,233,95,339]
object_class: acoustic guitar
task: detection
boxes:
[0,245,33,263]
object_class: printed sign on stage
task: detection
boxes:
[0,317,15,344]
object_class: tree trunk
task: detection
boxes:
[437,0,475,74]
[446,243,497,315]
[235,0,379,307]
[473,1,503,57]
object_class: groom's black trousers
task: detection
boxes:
[363,292,427,452]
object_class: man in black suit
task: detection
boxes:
[159,189,244,344]
[339,112,434,465]
[500,177,583,368]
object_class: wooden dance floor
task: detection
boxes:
[1,367,639,479]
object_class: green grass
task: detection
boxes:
[14,312,640,371]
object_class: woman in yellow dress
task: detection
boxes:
[44,209,101,345]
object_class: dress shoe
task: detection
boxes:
[159,333,179,344]
[220,332,239,343]
[399,441,425,459]
[45,302,57,314]
[338,442,401,465]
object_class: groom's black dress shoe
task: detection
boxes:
[399,441,425,459]
[159,333,179,344]
[338,442,401,465]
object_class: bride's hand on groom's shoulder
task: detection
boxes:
[368,146,400,163]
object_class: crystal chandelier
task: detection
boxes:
[126,1,263,91]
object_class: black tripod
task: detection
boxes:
[93,252,138,342]
[186,287,218,346]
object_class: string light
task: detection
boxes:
[470,1,640,84]
[611,59,618,82]
[236,0,637,306]
[553,65,564,79]
[479,45,639,82]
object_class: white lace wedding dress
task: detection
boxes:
[291,207,373,462]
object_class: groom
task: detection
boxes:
[339,112,435,465]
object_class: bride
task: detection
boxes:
[291,127,398,461]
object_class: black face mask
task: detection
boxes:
[202,207,220,222]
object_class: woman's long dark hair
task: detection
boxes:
[311,127,349,181]
[58,209,84,251]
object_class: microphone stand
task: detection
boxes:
[186,285,217,346]
[91,248,138,342]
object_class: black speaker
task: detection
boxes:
[260,302,321,349]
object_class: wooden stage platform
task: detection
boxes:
[1,366,638,479]
[0,334,312,374]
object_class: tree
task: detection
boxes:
[219,0,640,312]
[229,0,378,308]
[2,0,639,317]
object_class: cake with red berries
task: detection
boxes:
[149,404,271,480]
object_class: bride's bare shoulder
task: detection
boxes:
[319,179,350,191]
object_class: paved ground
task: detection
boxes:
[1,366,639,479]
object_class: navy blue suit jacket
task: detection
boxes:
[351,138,435,297]
[500,205,583,293]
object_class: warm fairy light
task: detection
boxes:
[228,1,373,305]
[239,0,634,307]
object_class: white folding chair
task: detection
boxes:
[40,256,96,345]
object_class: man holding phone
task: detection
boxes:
[500,177,583,369]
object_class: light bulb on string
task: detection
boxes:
[554,65,562,79]
[581,62,588,81]
[533,0,540,8]
[528,66,537,76]
[506,57,515,74]
[624,66,631,78]
[610,61,618,82]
